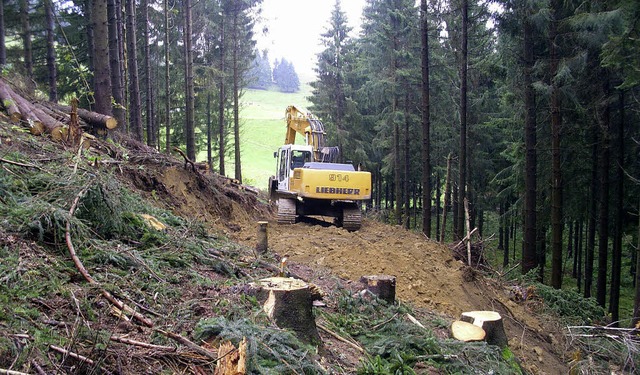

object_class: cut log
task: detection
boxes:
[360,275,396,304]
[214,338,247,375]
[0,80,21,123]
[460,311,508,347]
[6,85,44,135]
[260,277,322,346]
[451,320,486,342]
[53,103,118,129]
[255,221,268,254]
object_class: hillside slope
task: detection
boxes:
[0,122,575,374]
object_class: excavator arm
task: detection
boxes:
[285,105,337,162]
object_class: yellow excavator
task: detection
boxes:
[268,105,371,231]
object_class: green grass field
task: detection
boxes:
[197,84,313,189]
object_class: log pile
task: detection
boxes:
[0,78,117,142]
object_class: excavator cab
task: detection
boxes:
[273,144,313,192]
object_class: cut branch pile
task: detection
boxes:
[450,240,487,267]
[0,78,117,141]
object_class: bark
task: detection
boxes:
[633,197,640,329]
[207,92,213,170]
[164,0,171,152]
[260,277,321,346]
[549,0,563,289]
[108,0,125,132]
[91,0,111,120]
[232,7,242,183]
[19,0,33,87]
[456,0,468,241]
[184,0,195,160]
[460,311,508,348]
[0,0,5,66]
[0,81,21,122]
[596,83,610,308]
[584,134,598,299]
[218,12,226,175]
[440,153,452,243]
[420,0,432,238]
[44,0,57,102]
[142,0,155,148]
[403,96,410,229]
[609,90,624,325]
[360,275,396,304]
[52,103,117,129]
[126,0,143,141]
[577,220,583,292]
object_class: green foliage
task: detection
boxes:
[194,317,324,374]
[532,283,606,325]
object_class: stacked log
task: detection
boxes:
[0,78,117,141]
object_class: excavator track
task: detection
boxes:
[342,205,362,231]
[276,198,297,225]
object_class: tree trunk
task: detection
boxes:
[360,275,396,304]
[183,0,195,160]
[142,0,155,148]
[460,311,508,348]
[108,0,125,133]
[232,7,242,183]
[440,153,452,243]
[126,0,142,140]
[260,277,322,346]
[19,0,33,91]
[577,220,583,292]
[609,90,624,325]
[549,0,563,289]
[164,0,171,152]
[218,12,226,175]
[207,92,213,171]
[420,0,432,238]
[633,197,640,329]
[522,10,538,275]
[92,0,111,123]
[596,82,610,308]
[456,0,468,241]
[403,96,410,230]
[0,0,5,66]
[44,0,57,102]
[585,130,598,299]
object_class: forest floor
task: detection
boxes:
[156,165,571,374]
[0,121,582,374]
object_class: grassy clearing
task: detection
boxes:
[198,85,313,189]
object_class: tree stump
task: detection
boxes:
[260,277,322,346]
[255,221,268,254]
[214,338,247,375]
[360,275,396,304]
[460,311,508,347]
[450,320,486,342]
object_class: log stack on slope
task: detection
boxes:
[0,78,117,143]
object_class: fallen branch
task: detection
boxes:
[110,335,175,351]
[0,157,41,170]
[155,329,218,361]
[317,323,364,353]
[0,369,30,375]
[406,313,426,329]
[49,344,95,365]
[65,186,153,327]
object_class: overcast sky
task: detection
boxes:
[254,0,367,82]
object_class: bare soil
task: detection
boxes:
[153,166,570,374]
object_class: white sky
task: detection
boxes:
[254,0,367,83]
